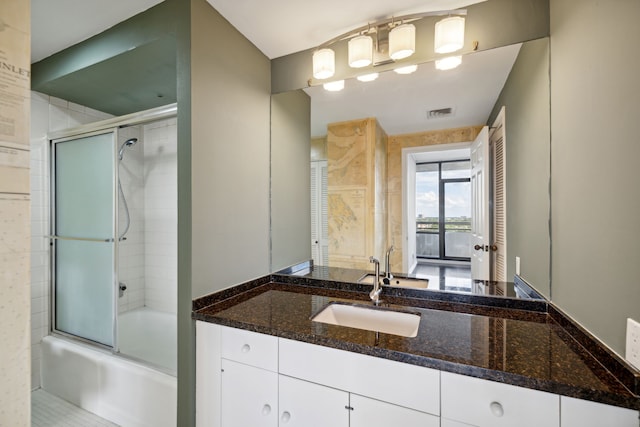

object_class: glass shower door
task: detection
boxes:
[52,131,117,346]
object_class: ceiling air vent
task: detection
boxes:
[427,107,455,119]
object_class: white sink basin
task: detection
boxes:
[311,303,421,337]
[358,274,430,289]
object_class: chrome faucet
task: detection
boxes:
[385,245,395,281]
[369,256,382,305]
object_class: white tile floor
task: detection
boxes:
[32,389,119,427]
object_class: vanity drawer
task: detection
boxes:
[441,372,559,427]
[221,326,278,371]
[279,338,440,416]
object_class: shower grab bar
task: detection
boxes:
[47,235,118,243]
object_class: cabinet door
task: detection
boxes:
[220,359,277,427]
[561,396,639,427]
[350,394,440,427]
[279,375,349,427]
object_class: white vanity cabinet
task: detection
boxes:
[196,321,639,427]
[349,394,440,427]
[441,371,560,427]
[278,375,349,426]
[218,327,280,427]
[560,396,639,427]
[278,338,441,417]
[220,359,278,427]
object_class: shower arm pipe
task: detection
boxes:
[48,103,177,141]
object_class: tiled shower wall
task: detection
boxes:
[143,119,177,314]
[29,93,177,389]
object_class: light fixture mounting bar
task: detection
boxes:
[315,9,467,50]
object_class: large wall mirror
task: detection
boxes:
[271,36,551,299]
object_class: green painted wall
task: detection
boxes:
[189,0,271,300]
[550,0,640,356]
[489,38,551,298]
[270,90,312,271]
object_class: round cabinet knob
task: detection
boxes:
[240,344,251,353]
[281,411,291,423]
[474,244,484,251]
[262,404,271,416]
[490,401,504,417]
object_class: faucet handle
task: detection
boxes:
[369,256,379,263]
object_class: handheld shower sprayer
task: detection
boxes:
[117,137,139,240]
[118,138,138,160]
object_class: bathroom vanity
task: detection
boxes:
[192,268,640,427]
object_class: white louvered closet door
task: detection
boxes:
[310,161,328,266]
[491,107,507,282]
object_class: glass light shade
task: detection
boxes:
[394,64,418,75]
[313,48,335,79]
[434,17,465,54]
[357,73,379,82]
[435,56,462,70]
[323,80,345,91]
[348,35,373,68]
[389,23,416,60]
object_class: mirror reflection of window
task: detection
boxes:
[416,160,471,262]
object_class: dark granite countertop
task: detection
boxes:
[193,274,640,411]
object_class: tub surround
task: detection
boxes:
[193,271,640,412]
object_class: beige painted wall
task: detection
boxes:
[271,90,311,271]
[387,126,483,272]
[550,0,640,356]
[489,38,551,297]
[0,0,31,425]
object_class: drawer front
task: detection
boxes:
[560,396,639,427]
[221,326,278,371]
[441,372,559,427]
[279,338,440,416]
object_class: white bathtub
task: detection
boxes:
[41,309,177,427]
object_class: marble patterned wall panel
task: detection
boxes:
[327,119,369,187]
[328,188,367,263]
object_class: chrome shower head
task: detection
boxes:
[118,138,138,160]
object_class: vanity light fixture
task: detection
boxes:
[309,9,466,84]
[357,73,379,82]
[348,35,373,68]
[313,48,335,80]
[435,55,462,70]
[323,80,345,91]
[434,16,465,54]
[389,23,416,60]
[394,64,418,75]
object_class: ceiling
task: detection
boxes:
[30,0,518,134]
[31,0,486,63]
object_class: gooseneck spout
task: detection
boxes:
[369,256,382,305]
[385,245,395,280]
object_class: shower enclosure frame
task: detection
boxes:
[47,103,177,356]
